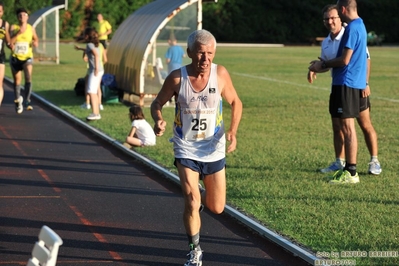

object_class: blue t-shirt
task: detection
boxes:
[332,18,367,89]
[165,45,184,65]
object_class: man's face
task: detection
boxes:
[188,41,216,74]
[323,9,342,34]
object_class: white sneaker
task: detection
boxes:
[368,160,382,175]
[320,161,345,173]
[80,103,91,109]
[184,248,203,266]
[99,104,104,110]
[86,113,101,121]
[14,96,23,114]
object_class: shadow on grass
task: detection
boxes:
[34,89,85,106]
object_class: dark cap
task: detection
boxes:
[16,7,29,15]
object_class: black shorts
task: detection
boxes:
[329,85,361,118]
[0,53,5,64]
[99,40,107,49]
[174,158,226,180]
[10,56,32,72]
[360,95,371,112]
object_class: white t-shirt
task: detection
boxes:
[321,27,370,77]
[321,27,345,62]
[131,119,156,146]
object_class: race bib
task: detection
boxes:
[14,42,29,55]
[181,108,216,141]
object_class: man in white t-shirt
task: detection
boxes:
[308,4,381,177]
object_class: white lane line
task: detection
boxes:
[232,72,399,103]
[232,72,329,91]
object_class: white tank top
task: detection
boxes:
[172,63,225,162]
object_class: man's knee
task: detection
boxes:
[207,202,225,214]
[357,115,374,132]
[205,192,225,214]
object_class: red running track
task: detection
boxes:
[0,84,310,266]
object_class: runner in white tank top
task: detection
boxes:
[172,63,225,162]
[150,30,242,266]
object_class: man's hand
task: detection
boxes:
[308,60,324,72]
[154,120,167,136]
[307,70,317,84]
[362,85,371,98]
[226,131,237,153]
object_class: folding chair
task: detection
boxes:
[27,225,63,266]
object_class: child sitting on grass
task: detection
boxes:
[125,105,156,147]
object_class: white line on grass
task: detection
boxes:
[232,72,399,103]
[232,72,329,91]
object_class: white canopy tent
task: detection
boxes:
[105,0,217,106]
[28,0,68,64]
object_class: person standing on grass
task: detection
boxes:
[74,27,104,121]
[125,105,156,148]
[78,42,107,111]
[151,29,242,266]
[96,13,111,54]
[0,2,11,108]
[9,7,39,114]
[165,37,185,74]
[307,4,381,176]
[309,0,368,184]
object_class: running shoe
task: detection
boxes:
[25,101,33,111]
[368,160,382,175]
[184,248,203,266]
[329,170,359,184]
[198,183,204,212]
[86,113,101,121]
[80,103,91,109]
[14,96,23,114]
[326,169,342,181]
[319,160,344,173]
[198,183,205,194]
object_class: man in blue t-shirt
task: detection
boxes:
[165,37,185,74]
[309,0,367,184]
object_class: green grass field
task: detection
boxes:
[9,43,399,266]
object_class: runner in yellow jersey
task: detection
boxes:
[96,14,112,52]
[9,8,39,113]
[0,2,11,109]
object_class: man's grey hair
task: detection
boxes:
[187,29,217,51]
